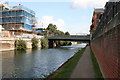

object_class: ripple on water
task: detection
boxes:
[2,44,87,78]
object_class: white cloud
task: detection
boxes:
[39,16,53,27]
[71,0,109,9]
[37,16,66,31]
[69,25,90,35]
[54,19,65,31]
[1,0,70,2]
[2,0,120,2]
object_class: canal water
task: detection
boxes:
[2,43,86,78]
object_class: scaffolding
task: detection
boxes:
[0,3,36,32]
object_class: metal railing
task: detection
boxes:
[46,35,90,40]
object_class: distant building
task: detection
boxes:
[91,1,120,37]
[0,2,37,37]
[90,8,104,34]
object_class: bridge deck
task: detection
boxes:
[46,35,90,41]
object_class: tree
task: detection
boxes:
[47,24,57,31]
[36,28,46,30]
[55,30,64,35]
[15,39,26,50]
[45,23,72,47]
[41,38,48,49]
[37,32,43,35]
[46,24,57,35]
[65,32,70,35]
[31,37,39,49]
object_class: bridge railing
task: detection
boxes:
[46,35,90,40]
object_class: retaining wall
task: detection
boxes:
[91,24,120,78]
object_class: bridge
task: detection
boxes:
[46,35,90,48]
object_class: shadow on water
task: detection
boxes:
[32,48,38,52]
[14,48,36,55]
[32,47,41,51]
[14,47,49,55]
[14,50,26,55]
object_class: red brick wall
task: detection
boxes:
[118,25,120,78]
[91,25,119,78]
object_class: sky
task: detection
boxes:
[2,0,109,34]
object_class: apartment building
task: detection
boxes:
[0,2,37,37]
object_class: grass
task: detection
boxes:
[90,47,104,79]
[47,47,86,80]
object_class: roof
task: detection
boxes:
[0,2,35,15]
[13,5,35,15]
[94,8,104,13]
[108,0,120,2]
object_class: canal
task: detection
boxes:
[2,43,86,78]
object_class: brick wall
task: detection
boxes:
[91,25,119,78]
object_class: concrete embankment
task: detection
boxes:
[0,37,41,51]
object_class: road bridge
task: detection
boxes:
[46,35,90,48]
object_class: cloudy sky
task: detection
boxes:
[4,0,110,34]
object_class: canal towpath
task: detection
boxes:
[70,46,95,78]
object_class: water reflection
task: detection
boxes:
[2,43,86,78]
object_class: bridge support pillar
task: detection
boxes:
[48,40,54,48]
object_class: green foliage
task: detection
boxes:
[41,38,49,49]
[31,37,39,49]
[46,24,65,36]
[37,32,43,35]
[36,28,46,30]
[62,41,72,46]
[55,30,64,35]
[39,24,70,37]
[44,23,71,47]
[15,39,26,50]
[65,32,70,35]
[47,24,57,30]
[90,47,104,79]
[55,41,72,47]
[47,24,57,35]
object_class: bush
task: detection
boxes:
[37,32,43,35]
[31,37,39,49]
[63,41,72,46]
[15,39,26,50]
[55,41,72,47]
[41,38,48,49]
